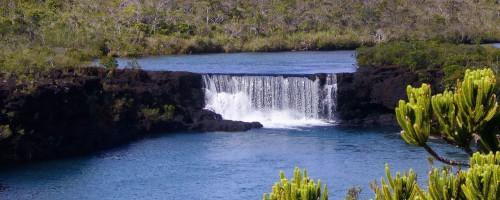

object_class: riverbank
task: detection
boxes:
[0,68,262,163]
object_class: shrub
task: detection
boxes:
[395,69,498,166]
[426,167,466,200]
[371,164,422,200]
[142,108,160,122]
[141,107,160,130]
[356,41,500,84]
[0,125,12,140]
[371,152,500,200]
[162,105,175,120]
[99,56,118,70]
[263,167,328,200]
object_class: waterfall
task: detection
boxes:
[203,74,337,128]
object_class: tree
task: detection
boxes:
[395,68,498,166]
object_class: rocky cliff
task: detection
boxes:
[0,68,261,163]
[336,66,442,126]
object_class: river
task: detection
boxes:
[0,50,468,199]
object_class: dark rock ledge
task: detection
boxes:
[335,66,442,126]
[0,68,262,163]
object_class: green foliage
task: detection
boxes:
[100,56,118,70]
[454,69,498,151]
[356,41,500,87]
[372,152,500,200]
[141,107,160,130]
[460,152,500,200]
[371,164,422,200]
[142,108,160,122]
[140,105,175,130]
[357,41,441,70]
[443,65,465,88]
[470,151,500,167]
[263,167,328,200]
[396,84,432,146]
[461,163,500,200]
[395,69,498,165]
[0,125,13,140]
[162,105,175,120]
[426,168,466,200]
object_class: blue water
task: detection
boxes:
[0,126,467,200]
[116,51,357,74]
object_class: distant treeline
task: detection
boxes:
[1,0,500,73]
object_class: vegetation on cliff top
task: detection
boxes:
[356,41,500,88]
[1,0,500,74]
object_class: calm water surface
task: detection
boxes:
[116,51,357,74]
[0,126,466,199]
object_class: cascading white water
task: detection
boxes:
[203,74,337,128]
[321,74,337,122]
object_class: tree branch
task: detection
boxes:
[438,135,474,156]
[422,144,470,167]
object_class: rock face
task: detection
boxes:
[0,68,261,163]
[336,66,442,126]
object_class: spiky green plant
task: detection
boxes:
[372,153,500,200]
[461,165,500,199]
[371,164,423,200]
[396,83,432,147]
[395,68,498,166]
[263,167,328,200]
[469,151,500,167]
[425,168,466,200]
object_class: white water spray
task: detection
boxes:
[203,74,337,128]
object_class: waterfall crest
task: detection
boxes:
[203,74,337,128]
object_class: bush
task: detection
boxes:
[99,56,118,70]
[395,69,498,166]
[371,152,500,200]
[356,41,500,82]
[371,164,421,200]
[263,167,328,200]
[0,125,12,140]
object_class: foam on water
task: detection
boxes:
[203,74,337,128]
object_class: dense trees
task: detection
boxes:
[1,0,500,74]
